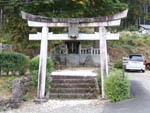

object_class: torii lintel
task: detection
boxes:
[21,9,128,23]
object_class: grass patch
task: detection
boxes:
[0,75,21,100]
[104,69,130,102]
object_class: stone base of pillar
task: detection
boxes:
[34,97,48,104]
[101,96,108,100]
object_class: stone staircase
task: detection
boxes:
[49,75,100,99]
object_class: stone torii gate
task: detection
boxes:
[21,9,128,103]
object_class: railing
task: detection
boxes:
[54,47,100,55]
[80,48,100,55]
[54,45,68,54]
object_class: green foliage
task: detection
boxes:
[22,95,28,101]
[0,40,7,44]
[0,75,18,91]
[128,26,139,32]
[7,75,16,90]
[29,56,53,73]
[114,61,123,69]
[0,52,29,75]
[108,31,147,50]
[128,34,140,40]
[122,0,145,25]
[104,69,130,102]
[29,56,53,92]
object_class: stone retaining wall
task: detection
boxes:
[51,54,109,67]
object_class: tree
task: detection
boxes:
[121,0,150,26]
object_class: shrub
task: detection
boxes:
[104,69,130,102]
[29,56,53,92]
[114,61,123,69]
[0,52,29,75]
[22,95,28,101]
[128,25,139,32]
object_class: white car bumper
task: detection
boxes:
[125,65,145,71]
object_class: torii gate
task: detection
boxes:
[21,10,128,103]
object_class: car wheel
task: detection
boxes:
[142,70,145,73]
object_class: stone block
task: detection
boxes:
[12,79,22,102]
[66,54,79,67]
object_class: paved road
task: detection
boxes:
[103,80,150,113]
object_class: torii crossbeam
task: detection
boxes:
[21,9,128,103]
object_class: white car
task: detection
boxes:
[125,54,146,72]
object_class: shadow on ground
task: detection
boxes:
[103,80,150,113]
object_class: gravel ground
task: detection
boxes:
[128,70,150,92]
[4,99,108,113]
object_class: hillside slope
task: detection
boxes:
[108,31,150,63]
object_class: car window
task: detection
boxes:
[129,55,144,61]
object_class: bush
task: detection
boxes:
[128,25,139,32]
[104,69,130,102]
[29,56,53,92]
[22,95,28,101]
[0,52,29,75]
[114,61,123,69]
[0,40,7,44]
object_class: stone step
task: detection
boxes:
[49,74,99,99]
[49,93,97,99]
[50,75,97,79]
[50,88,97,93]
[51,79,95,84]
[51,83,96,88]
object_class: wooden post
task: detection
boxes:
[99,26,109,99]
[36,26,48,103]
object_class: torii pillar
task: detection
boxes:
[99,27,107,98]
[36,26,49,102]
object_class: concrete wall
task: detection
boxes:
[51,54,108,67]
